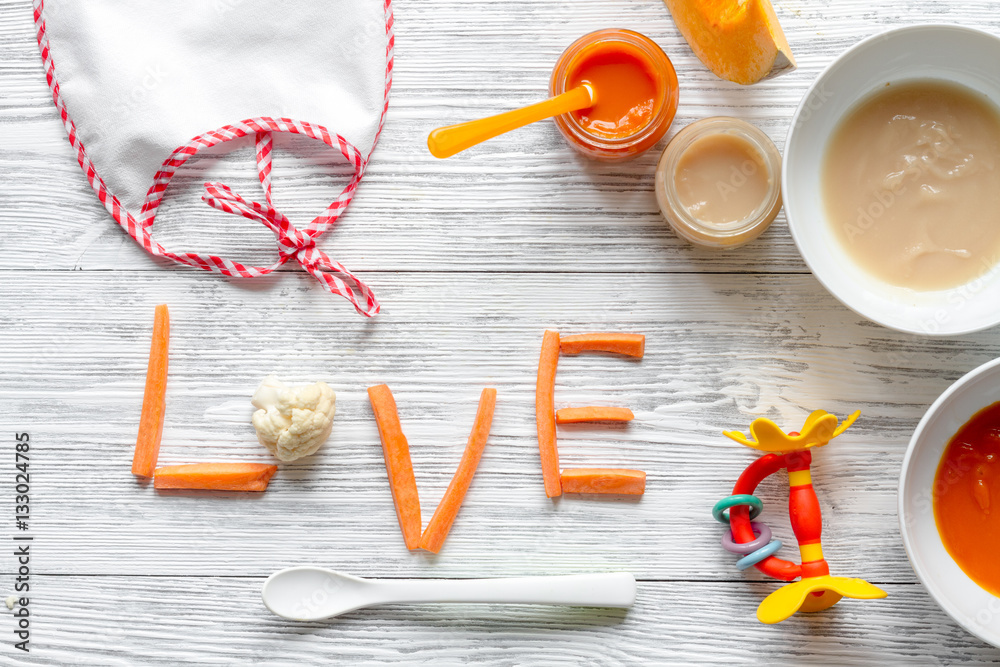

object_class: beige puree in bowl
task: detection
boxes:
[823,80,1000,291]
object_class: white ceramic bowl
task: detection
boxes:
[900,357,1000,648]
[784,24,1000,336]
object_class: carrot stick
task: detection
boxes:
[418,388,497,553]
[555,407,635,424]
[536,330,562,498]
[559,333,645,358]
[132,304,170,477]
[368,384,422,550]
[560,469,646,495]
[153,463,277,491]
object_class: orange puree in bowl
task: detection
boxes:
[934,401,1000,596]
[567,43,659,138]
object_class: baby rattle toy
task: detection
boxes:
[713,410,887,624]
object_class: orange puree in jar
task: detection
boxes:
[550,29,678,162]
[934,401,1000,596]
[567,43,659,138]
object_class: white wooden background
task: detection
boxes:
[2,0,1000,664]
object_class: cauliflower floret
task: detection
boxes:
[251,375,336,462]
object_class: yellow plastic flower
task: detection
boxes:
[756,574,887,624]
[723,410,859,453]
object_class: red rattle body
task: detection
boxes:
[714,410,887,623]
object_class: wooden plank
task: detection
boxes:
[0,270,981,579]
[0,0,847,274]
[3,0,996,274]
[10,576,1000,665]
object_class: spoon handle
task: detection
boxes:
[371,573,636,608]
[427,84,594,159]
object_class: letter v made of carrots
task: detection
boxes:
[367,384,497,553]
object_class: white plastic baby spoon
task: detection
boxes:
[262,567,636,621]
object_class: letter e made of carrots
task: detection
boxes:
[535,331,646,498]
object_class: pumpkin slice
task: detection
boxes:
[663,0,795,85]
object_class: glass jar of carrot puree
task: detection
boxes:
[550,29,679,162]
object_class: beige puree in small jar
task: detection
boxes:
[823,80,1000,291]
[656,117,782,249]
[675,134,769,223]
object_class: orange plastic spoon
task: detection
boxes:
[428,84,595,159]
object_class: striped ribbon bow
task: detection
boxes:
[201,180,380,317]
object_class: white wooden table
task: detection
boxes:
[3,0,1000,664]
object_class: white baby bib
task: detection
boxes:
[34,0,394,315]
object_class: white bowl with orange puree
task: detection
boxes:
[900,357,1000,648]
[785,25,1000,335]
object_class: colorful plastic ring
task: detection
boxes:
[721,521,772,555]
[712,494,763,524]
[736,540,783,570]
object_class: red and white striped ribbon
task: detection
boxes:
[32,0,395,317]
[202,181,380,316]
[255,131,275,207]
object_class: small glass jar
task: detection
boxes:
[655,117,783,249]
[550,29,679,162]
